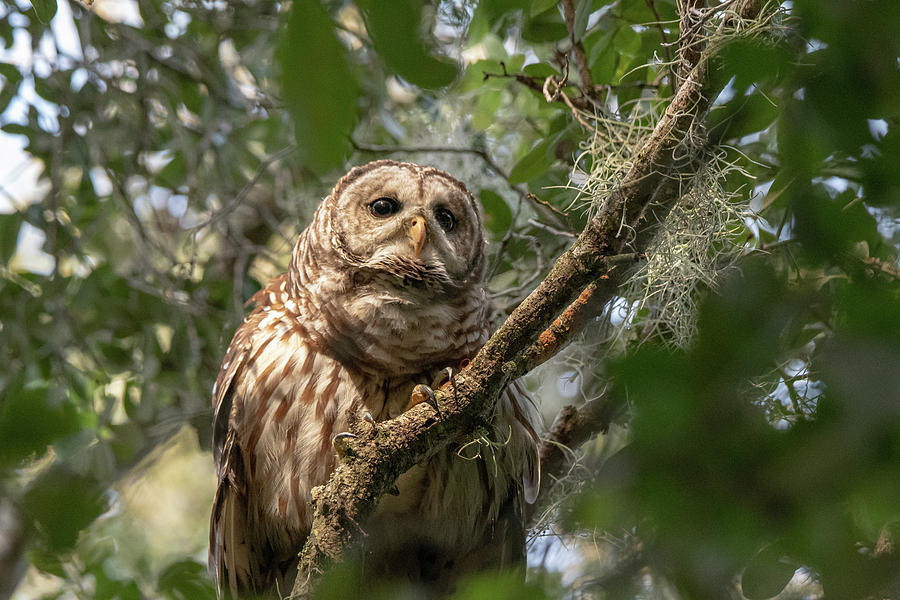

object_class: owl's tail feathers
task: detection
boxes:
[522,449,541,505]
[506,381,542,505]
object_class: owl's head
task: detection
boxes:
[317,160,487,294]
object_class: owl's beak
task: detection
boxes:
[408,215,426,258]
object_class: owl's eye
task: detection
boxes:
[434,207,456,232]
[370,197,399,217]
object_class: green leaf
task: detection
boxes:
[454,570,550,600]
[479,189,513,235]
[709,92,781,140]
[613,25,642,62]
[522,63,558,79]
[523,9,568,42]
[0,63,22,86]
[509,139,554,184]
[0,65,20,113]
[23,467,107,552]
[1,123,33,138]
[474,0,529,27]
[178,79,204,113]
[719,39,793,92]
[158,152,187,188]
[357,0,457,89]
[30,0,57,23]
[473,90,503,130]
[462,58,509,92]
[0,21,13,49]
[585,29,618,82]
[277,0,357,171]
[0,381,80,468]
[158,560,217,600]
[33,76,55,103]
[620,0,655,22]
[573,0,592,41]
[616,63,648,110]
[0,211,21,263]
[530,0,558,16]
[741,546,797,600]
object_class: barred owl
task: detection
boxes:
[209,160,540,597]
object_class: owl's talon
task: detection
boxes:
[331,432,358,459]
[408,383,441,417]
[363,411,376,430]
[434,367,458,400]
[444,366,459,402]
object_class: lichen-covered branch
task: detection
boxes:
[290,2,763,595]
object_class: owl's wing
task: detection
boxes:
[209,329,257,597]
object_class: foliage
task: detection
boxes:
[0,0,898,599]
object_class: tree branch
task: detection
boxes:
[290,2,764,594]
[676,0,707,92]
[527,391,621,525]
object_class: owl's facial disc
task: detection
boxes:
[328,162,485,290]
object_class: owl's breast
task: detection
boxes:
[329,286,489,377]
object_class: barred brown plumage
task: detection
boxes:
[209,160,540,597]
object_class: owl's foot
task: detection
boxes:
[331,432,358,459]
[406,383,441,417]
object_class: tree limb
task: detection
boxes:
[290,2,764,594]
[527,392,621,526]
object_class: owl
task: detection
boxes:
[209,160,541,597]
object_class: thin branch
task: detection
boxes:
[561,0,595,94]
[526,217,577,239]
[644,0,678,87]
[482,67,661,106]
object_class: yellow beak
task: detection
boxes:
[408,215,426,258]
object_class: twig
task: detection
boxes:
[644,0,678,87]
[561,0,595,94]
[484,60,590,111]
[662,0,738,49]
[526,217,577,239]
[483,68,661,105]
[528,193,569,219]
